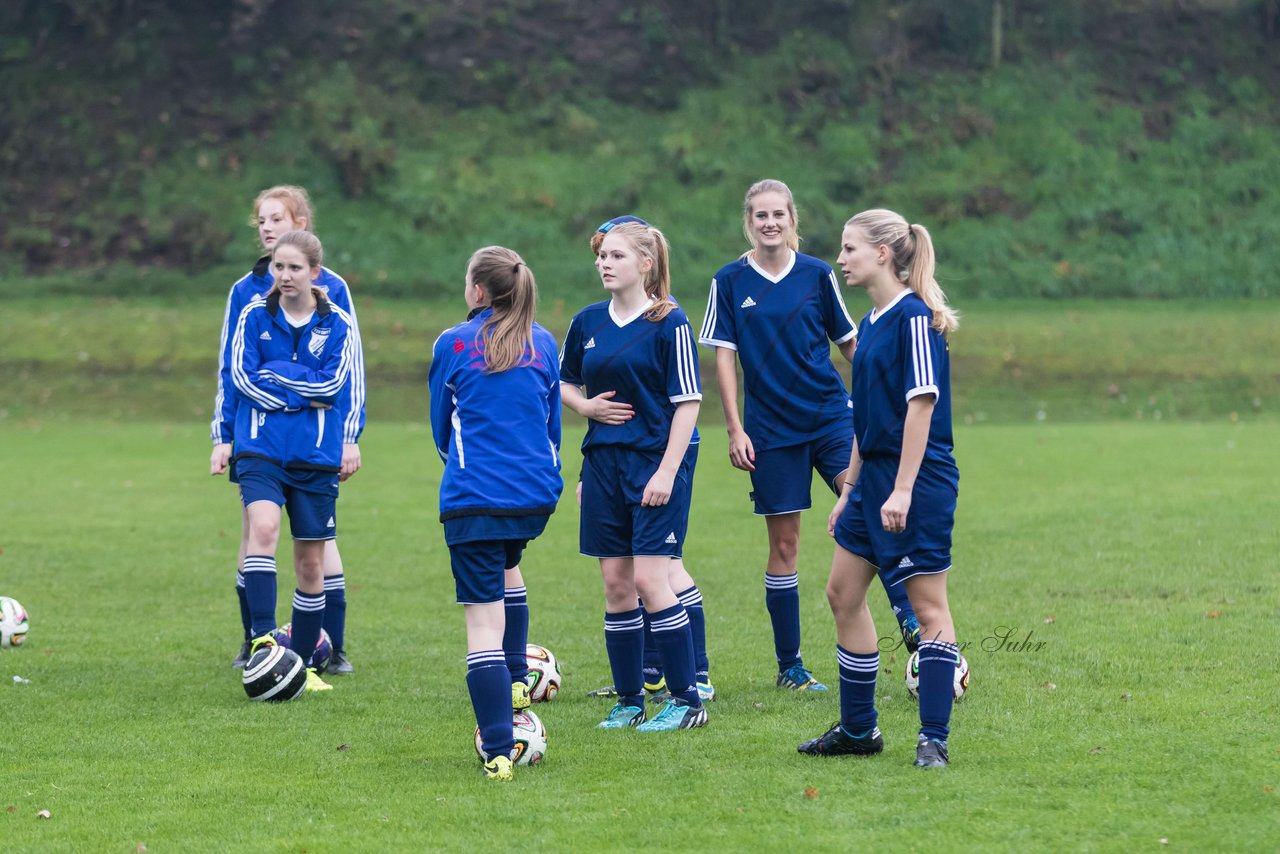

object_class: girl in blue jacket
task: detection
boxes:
[211,186,365,674]
[230,230,358,694]
[429,246,563,782]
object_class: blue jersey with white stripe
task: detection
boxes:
[229,292,357,471]
[212,257,366,447]
[699,251,856,450]
[429,310,563,521]
[560,300,701,454]
[850,290,955,469]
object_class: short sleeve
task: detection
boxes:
[559,314,584,386]
[821,268,856,345]
[698,276,737,350]
[902,312,940,402]
[666,315,702,403]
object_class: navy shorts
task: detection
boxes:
[832,456,956,587]
[237,458,339,541]
[580,445,693,558]
[749,424,853,516]
[444,515,550,605]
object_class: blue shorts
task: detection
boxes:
[445,515,549,605]
[832,456,957,587]
[750,424,853,516]
[237,457,339,541]
[580,444,693,558]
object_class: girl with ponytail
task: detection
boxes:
[429,246,564,782]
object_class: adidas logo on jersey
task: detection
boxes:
[740,296,757,308]
[259,331,272,340]
[584,337,596,349]
[897,556,915,569]
[327,516,336,528]
[664,532,678,544]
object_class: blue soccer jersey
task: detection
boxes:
[559,299,702,454]
[699,251,856,450]
[850,290,956,469]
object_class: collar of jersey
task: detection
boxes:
[608,297,655,328]
[868,288,912,324]
[746,249,796,284]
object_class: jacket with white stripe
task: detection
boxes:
[429,309,563,521]
[211,256,366,447]
[230,291,357,472]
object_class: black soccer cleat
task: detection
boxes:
[328,649,354,675]
[798,722,884,756]
[914,737,949,768]
[231,640,252,670]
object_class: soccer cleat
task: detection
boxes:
[328,650,354,674]
[597,702,646,729]
[304,667,333,692]
[901,616,922,654]
[512,680,532,711]
[482,755,514,781]
[776,663,828,692]
[797,722,884,756]
[636,699,708,733]
[697,680,717,703]
[231,640,252,670]
[643,675,667,694]
[914,736,949,768]
[586,683,620,698]
[249,633,277,657]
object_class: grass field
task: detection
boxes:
[1,414,1277,851]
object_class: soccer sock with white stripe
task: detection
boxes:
[604,608,645,707]
[837,646,879,735]
[917,639,959,743]
[242,555,278,639]
[764,572,803,671]
[236,569,251,641]
[676,585,709,682]
[467,650,515,760]
[289,589,326,668]
[503,586,530,683]
[322,573,347,653]
[647,603,699,707]
[638,598,663,686]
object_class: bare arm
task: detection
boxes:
[715,347,754,472]
[828,431,864,536]
[881,395,936,534]
[838,337,856,364]
[559,382,634,425]
[642,401,700,507]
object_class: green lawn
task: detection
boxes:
[1,417,1276,851]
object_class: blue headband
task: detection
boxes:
[596,215,650,233]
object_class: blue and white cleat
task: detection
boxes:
[636,699,708,733]
[597,702,646,729]
[777,663,828,692]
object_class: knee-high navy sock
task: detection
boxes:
[503,586,529,683]
[290,589,326,669]
[242,555,277,639]
[881,577,918,635]
[638,597,663,685]
[676,585,709,681]
[236,569,251,641]
[604,608,645,707]
[322,573,347,652]
[764,572,802,670]
[837,645,879,735]
[917,639,959,743]
[647,604,699,707]
[467,650,514,760]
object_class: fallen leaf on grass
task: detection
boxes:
[36,809,51,819]
[1264,786,1274,794]
[1088,746,1105,755]
[336,744,350,751]
[136,845,148,852]
[1041,682,1057,690]
[804,787,819,799]
[752,702,763,709]
[1206,610,1221,618]
[5,806,15,813]
[1120,693,1131,701]
[1158,839,1169,845]
[13,676,30,684]
[1043,616,1056,624]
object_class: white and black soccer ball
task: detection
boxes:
[242,645,307,702]
[525,644,561,702]
[0,597,29,648]
[272,623,333,673]
[905,650,970,700]
[474,709,548,767]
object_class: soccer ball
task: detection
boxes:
[904,650,970,700]
[525,644,561,702]
[0,597,29,648]
[474,709,548,766]
[242,644,308,701]
[272,623,333,673]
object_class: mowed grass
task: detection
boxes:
[1,417,1277,851]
